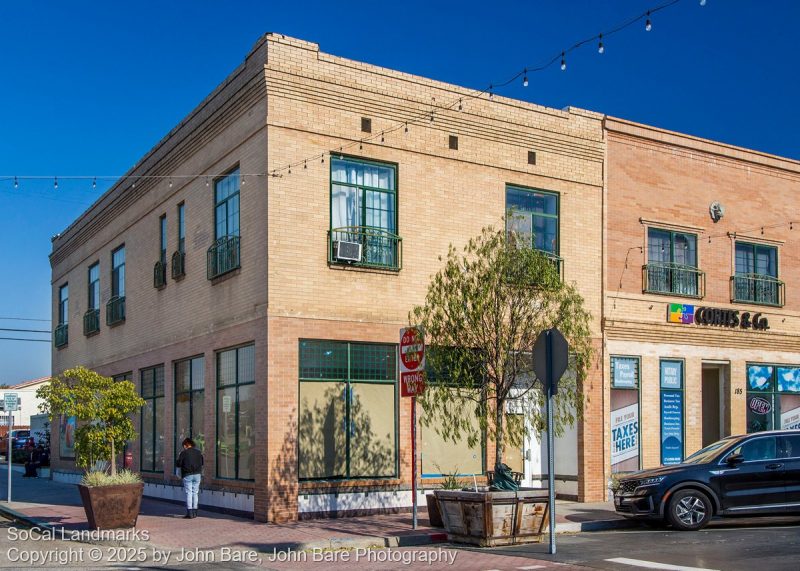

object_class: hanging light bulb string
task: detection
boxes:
[2,0,693,185]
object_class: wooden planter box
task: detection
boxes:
[78,482,144,530]
[434,489,549,547]
[426,493,444,527]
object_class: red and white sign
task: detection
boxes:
[400,326,426,397]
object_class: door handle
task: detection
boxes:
[765,463,783,470]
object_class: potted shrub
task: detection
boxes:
[411,224,593,546]
[37,367,146,530]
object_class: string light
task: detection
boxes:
[54,177,58,190]
[380,132,385,143]
[241,175,246,185]
[92,177,96,189]
[304,160,307,169]
[13,177,18,189]
[169,178,173,188]
[359,141,363,150]
[645,11,652,31]
[598,34,605,54]
[560,52,566,71]
[206,177,210,187]
[700,0,706,5]
[522,69,529,87]
[404,123,408,133]
[458,99,462,111]
[489,84,494,99]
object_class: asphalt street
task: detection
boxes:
[483,517,800,571]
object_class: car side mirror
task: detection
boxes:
[726,453,744,466]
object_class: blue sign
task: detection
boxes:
[612,357,638,389]
[660,360,683,390]
[661,391,684,465]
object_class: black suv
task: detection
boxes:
[614,430,800,530]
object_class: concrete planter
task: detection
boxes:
[78,482,144,530]
[434,489,549,547]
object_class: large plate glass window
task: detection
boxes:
[330,157,398,268]
[298,340,397,480]
[747,364,800,432]
[216,344,254,480]
[660,359,685,465]
[646,228,699,296]
[175,356,205,464]
[611,356,640,473]
[505,186,559,256]
[140,365,165,473]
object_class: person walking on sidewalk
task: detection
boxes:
[176,438,203,519]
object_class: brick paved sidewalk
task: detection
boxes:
[0,465,628,555]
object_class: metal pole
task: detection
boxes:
[7,413,12,504]
[411,395,418,529]
[546,334,556,555]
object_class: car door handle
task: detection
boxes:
[765,463,783,470]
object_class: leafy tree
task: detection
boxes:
[37,367,145,475]
[410,225,593,466]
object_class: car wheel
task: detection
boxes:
[666,489,712,531]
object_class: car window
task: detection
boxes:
[730,436,777,461]
[778,435,800,459]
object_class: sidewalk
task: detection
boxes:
[0,466,632,553]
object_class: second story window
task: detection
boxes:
[107,246,126,325]
[55,284,69,348]
[329,157,400,270]
[506,185,561,277]
[84,262,100,336]
[732,242,783,306]
[155,215,167,288]
[208,169,241,279]
[173,203,186,279]
[645,228,703,298]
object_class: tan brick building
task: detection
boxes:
[605,117,800,483]
[49,33,606,521]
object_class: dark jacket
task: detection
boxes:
[176,447,204,478]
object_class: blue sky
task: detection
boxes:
[0,0,798,383]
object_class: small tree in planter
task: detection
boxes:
[37,367,146,529]
[411,225,593,545]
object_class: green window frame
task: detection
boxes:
[329,156,400,269]
[58,284,68,326]
[159,215,167,266]
[214,168,240,240]
[216,344,255,480]
[112,372,132,382]
[177,202,185,254]
[733,242,782,306]
[645,228,702,297]
[112,245,125,298]
[88,262,100,310]
[140,365,165,473]
[505,185,560,256]
[298,340,398,481]
[175,355,205,466]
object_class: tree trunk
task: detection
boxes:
[110,438,116,476]
[495,399,504,467]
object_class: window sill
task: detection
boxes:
[328,262,400,274]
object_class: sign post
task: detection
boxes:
[400,327,425,530]
[533,329,569,556]
[4,393,19,504]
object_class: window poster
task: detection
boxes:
[748,365,773,391]
[611,356,640,473]
[660,359,684,465]
[777,367,800,393]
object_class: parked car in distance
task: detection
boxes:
[614,430,800,530]
[0,429,31,456]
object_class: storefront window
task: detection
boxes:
[747,364,800,432]
[660,359,684,465]
[298,340,397,480]
[611,356,640,473]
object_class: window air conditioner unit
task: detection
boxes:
[334,240,362,262]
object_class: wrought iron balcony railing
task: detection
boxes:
[328,226,402,271]
[106,295,126,326]
[730,273,785,307]
[54,323,68,348]
[643,262,705,298]
[207,235,240,280]
[154,260,167,289]
[171,250,186,279]
[83,308,100,336]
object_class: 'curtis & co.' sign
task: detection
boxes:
[667,303,769,331]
